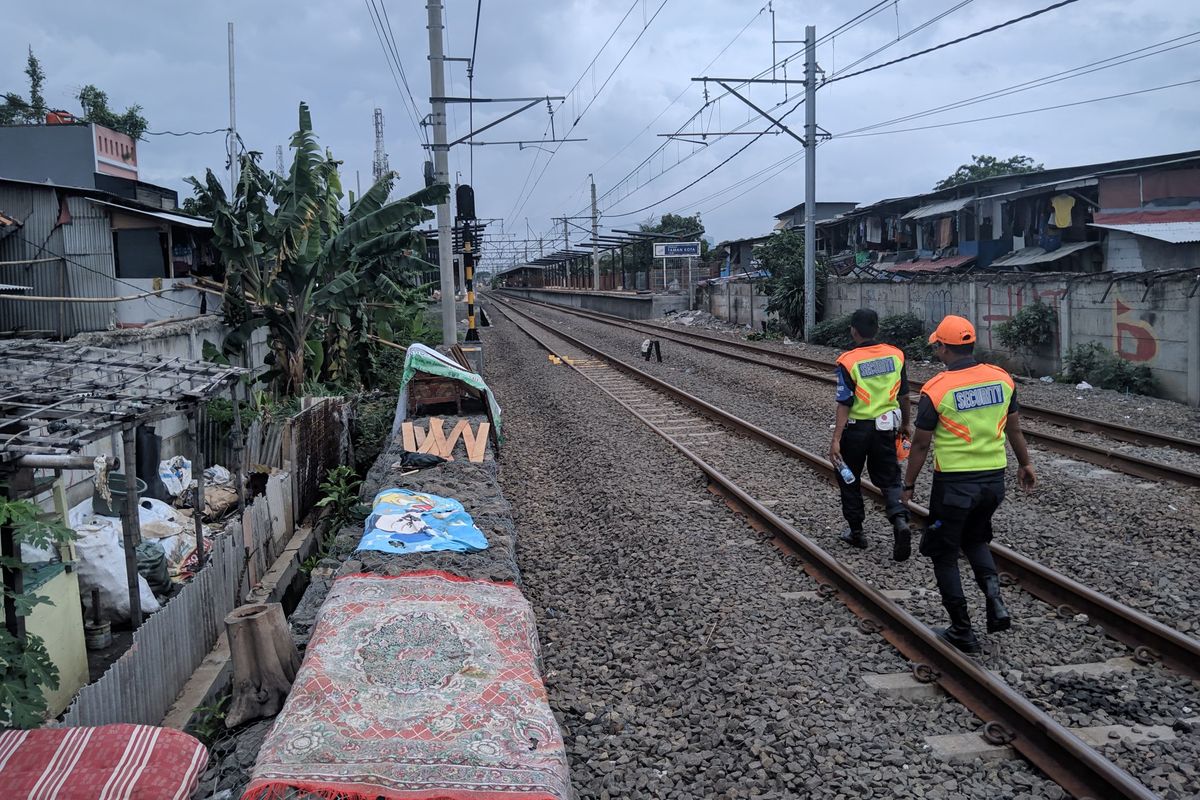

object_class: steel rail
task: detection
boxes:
[498,292,1200,488]
[489,297,1160,800]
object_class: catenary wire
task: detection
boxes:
[824,0,1080,85]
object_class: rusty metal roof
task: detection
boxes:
[989,241,1098,268]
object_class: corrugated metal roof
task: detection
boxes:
[989,240,1098,267]
[878,254,975,273]
[87,198,212,229]
[901,196,973,220]
[0,284,30,292]
[1090,221,1200,243]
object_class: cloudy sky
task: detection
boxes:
[5,0,1199,269]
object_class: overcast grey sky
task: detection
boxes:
[5,0,1199,268]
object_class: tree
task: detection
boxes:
[187,102,447,396]
[626,212,706,283]
[77,85,149,140]
[761,229,827,337]
[0,48,46,125]
[934,154,1043,190]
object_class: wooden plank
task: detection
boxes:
[463,421,490,463]
[444,419,470,459]
[419,417,453,460]
[412,423,427,448]
[401,421,417,452]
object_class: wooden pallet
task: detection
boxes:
[400,417,490,463]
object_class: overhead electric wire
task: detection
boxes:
[505,0,672,224]
[836,30,1200,136]
[378,0,426,139]
[145,128,228,137]
[825,0,1080,85]
[364,0,427,147]
[825,0,974,79]
[833,77,1200,138]
[604,96,806,218]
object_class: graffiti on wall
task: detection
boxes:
[924,289,952,328]
[1113,294,1159,362]
[981,285,1066,349]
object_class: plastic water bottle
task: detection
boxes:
[837,461,856,484]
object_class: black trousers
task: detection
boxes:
[920,474,1005,608]
[836,421,905,531]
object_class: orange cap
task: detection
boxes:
[928,314,976,345]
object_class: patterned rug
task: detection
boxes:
[0,723,207,799]
[243,571,570,800]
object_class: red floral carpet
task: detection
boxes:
[0,723,207,799]
[243,571,571,800]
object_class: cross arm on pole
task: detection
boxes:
[713,80,807,146]
[440,98,543,149]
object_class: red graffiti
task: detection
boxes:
[1114,298,1158,362]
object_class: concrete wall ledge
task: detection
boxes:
[496,287,689,320]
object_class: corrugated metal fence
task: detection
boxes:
[61,474,295,728]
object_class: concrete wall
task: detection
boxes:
[702,281,771,327]
[0,124,97,187]
[498,287,689,320]
[825,270,1200,405]
[1104,231,1200,273]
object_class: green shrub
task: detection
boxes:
[1062,342,1155,394]
[352,395,397,474]
[809,314,854,349]
[878,312,924,348]
[902,336,934,362]
[995,301,1056,374]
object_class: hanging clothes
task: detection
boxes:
[937,217,953,248]
[866,217,882,244]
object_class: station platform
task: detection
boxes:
[495,286,688,320]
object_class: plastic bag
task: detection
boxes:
[136,539,171,597]
[70,498,162,624]
[399,450,448,470]
[158,456,192,498]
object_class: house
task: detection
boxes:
[0,176,216,335]
[773,201,859,231]
[0,119,178,209]
[816,149,1200,279]
[714,234,770,277]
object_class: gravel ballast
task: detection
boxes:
[487,296,1200,798]
[483,306,1073,799]
[504,298,1200,639]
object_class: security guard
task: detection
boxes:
[830,308,912,560]
[902,315,1037,653]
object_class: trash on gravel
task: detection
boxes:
[1076,381,1094,390]
[1040,375,1054,383]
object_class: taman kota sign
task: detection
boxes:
[653,242,701,258]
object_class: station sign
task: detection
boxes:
[653,241,701,258]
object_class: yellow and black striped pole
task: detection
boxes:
[462,220,480,342]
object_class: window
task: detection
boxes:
[113,229,168,279]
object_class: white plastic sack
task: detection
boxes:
[204,465,232,486]
[158,456,192,498]
[70,498,162,624]
[1075,381,1094,390]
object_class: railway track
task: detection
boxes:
[497,292,1200,489]
[489,295,1200,800]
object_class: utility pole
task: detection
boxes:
[373,107,390,183]
[227,22,238,195]
[803,24,817,342]
[590,174,599,290]
[562,217,569,288]
[427,0,457,347]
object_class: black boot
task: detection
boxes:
[840,527,867,549]
[978,575,1011,633]
[890,515,911,562]
[935,601,981,654]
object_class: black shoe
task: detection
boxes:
[840,527,868,549]
[979,575,1012,633]
[891,517,911,562]
[936,601,981,654]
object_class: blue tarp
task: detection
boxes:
[357,488,489,555]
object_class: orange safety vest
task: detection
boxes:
[835,343,906,421]
[920,363,1015,472]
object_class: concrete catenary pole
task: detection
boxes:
[427,0,458,346]
[803,24,817,342]
[590,174,600,290]
[227,23,238,196]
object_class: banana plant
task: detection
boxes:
[186,102,447,396]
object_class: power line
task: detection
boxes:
[605,96,806,218]
[505,0,672,224]
[836,30,1200,137]
[145,128,228,137]
[378,0,426,138]
[824,0,1080,85]
[832,77,1200,138]
[470,0,483,69]
[825,0,974,79]
[364,0,427,148]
